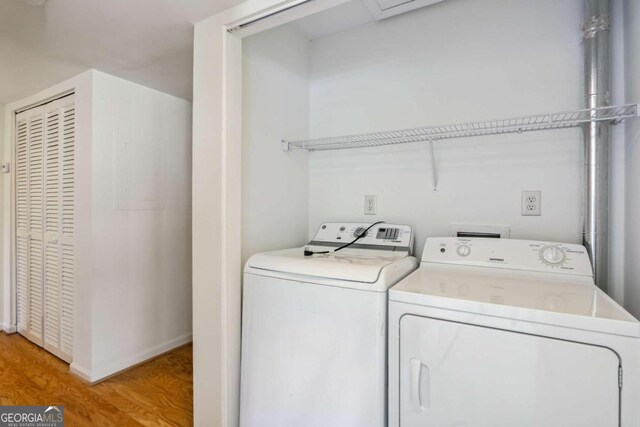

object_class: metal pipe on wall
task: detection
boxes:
[582,0,611,293]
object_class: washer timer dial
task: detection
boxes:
[539,245,567,266]
[456,244,471,257]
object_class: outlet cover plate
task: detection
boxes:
[522,191,541,216]
[364,194,377,215]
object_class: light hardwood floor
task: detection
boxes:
[0,333,193,426]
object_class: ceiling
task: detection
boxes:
[0,0,423,105]
[0,0,246,104]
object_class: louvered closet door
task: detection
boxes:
[44,96,75,362]
[43,96,75,363]
[15,105,45,347]
[15,94,75,363]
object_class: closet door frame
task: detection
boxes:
[3,73,90,371]
[192,1,348,424]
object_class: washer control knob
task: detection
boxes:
[540,245,566,265]
[457,244,471,257]
[354,227,368,238]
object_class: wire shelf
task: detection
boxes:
[282,104,638,152]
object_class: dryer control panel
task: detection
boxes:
[310,222,414,254]
[422,237,593,276]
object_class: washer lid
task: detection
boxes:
[390,264,640,337]
[247,247,409,284]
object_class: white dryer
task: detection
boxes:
[388,237,640,427]
[241,222,418,427]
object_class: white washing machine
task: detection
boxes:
[240,222,418,427]
[388,237,640,427]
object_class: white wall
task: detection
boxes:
[307,0,590,259]
[242,26,310,265]
[624,0,640,318]
[85,71,193,380]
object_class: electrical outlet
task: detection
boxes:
[522,191,541,216]
[364,195,377,215]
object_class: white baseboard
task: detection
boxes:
[70,333,192,384]
[69,363,93,382]
[1,323,17,334]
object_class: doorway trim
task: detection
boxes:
[192,0,350,425]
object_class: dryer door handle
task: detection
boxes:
[409,358,430,412]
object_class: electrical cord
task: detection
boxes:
[304,221,385,257]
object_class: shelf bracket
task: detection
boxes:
[429,139,438,192]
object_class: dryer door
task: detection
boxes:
[399,315,620,427]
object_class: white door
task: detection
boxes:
[16,105,45,346]
[399,315,620,427]
[15,95,75,362]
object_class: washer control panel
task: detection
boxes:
[423,237,593,276]
[311,222,414,254]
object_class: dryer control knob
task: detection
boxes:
[457,244,471,257]
[540,245,566,265]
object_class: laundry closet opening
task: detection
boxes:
[240,0,585,265]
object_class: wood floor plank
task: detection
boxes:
[0,333,193,426]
